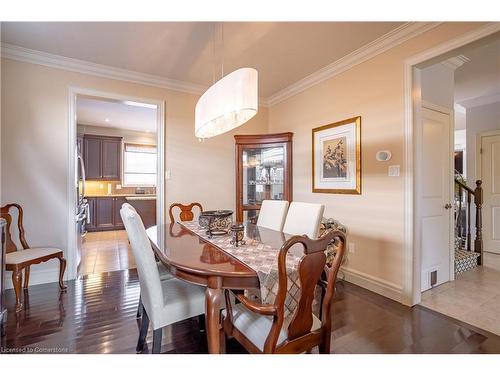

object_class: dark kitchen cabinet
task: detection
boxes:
[84,136,102,180]
[83,135,122,180]
[86,196,129,232]
[113,197,126,229]
[96,197,114,230]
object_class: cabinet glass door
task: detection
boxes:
[242,145,285,206]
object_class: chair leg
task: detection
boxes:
[12,270,23,312]
[319,331,331,354]
[136,294,143,319]
[198,314,206,332]
[58,256,67,290]
[23,266,30,289]
[152,328,162,354]
[136,310,149,353]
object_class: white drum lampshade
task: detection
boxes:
[195,68,258,139]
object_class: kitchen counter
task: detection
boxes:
[125,196,156,201]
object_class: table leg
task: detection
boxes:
[205,277,223,354]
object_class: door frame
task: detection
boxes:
[476,129,500,182]
[476,129,500,256]
[67,87,166,279]
[402,23,500,306]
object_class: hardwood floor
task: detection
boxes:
[1,269,500,354]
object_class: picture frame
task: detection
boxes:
[312,116,361,194]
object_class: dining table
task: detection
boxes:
[146,221,291,354]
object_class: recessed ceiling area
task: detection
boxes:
[77,96,157,133]
[1,22,403,98]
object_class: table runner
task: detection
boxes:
[180,221,305,323]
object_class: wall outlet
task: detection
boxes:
[116,184,122,190]
[388,165,400,177]
[348,242,355,254]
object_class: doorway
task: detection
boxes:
[67,88,165,279]
[410,32,500,336]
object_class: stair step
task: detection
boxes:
[455,249,480,274]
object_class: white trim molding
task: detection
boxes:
[457,92,500,109]
[266,22,441,106]
[402,22,500,306]
[0,22,443,108]
[2,42,207,95]
[342,267,403,303]
[441,54,470,70]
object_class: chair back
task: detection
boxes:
[121,202,137,213]
[268,229,346,351]
[256,200,289,232]
[120,205,164,323]
[168,202,203,223]
[282,202,324,239]
[0,203,29,253]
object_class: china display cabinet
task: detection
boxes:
[235,133,293,223]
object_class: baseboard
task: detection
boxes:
[4,268,68,290]
[341,266,403,303]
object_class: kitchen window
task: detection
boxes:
[123,143,157,187]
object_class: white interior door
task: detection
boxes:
[480,133,500,255]
[419,106,453,292]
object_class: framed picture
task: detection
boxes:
[312,116,361,194]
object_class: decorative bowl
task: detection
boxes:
[198,210,233,237]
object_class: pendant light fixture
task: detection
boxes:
[195,24,258,139]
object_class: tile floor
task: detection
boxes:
[420,264,500,336]
[79,230,136,275]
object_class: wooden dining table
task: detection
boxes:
[146,222,290,354]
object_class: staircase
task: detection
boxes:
[454,175,483,275]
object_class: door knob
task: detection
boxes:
[444,203,452,209]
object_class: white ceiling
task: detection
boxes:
[77,96,157,132]
[1,22,403,98]
[454,36,500,108]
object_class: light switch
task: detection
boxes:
[388,165,400,177]
[165,170,172,180]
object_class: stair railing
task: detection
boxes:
[454,178,483,265]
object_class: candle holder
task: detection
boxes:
[230,223,246,247]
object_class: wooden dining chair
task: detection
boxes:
[0,203,67,312]
[222,229,346,354]
[168,202,203,223]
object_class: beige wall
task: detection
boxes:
[0,58,268,285]
[268,23,487,300]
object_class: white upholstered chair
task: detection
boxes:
[121,203,174,318]
[282,202,325,239]
[120,205,206,354]
[256,200,289,232]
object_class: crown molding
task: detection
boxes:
[1,42,208,95]
[266,22,442,107]
[441,54,470,70]
[457,92,500,109]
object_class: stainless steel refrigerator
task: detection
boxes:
[75,144,89,269]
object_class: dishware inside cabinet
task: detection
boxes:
[235,133,293,223]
